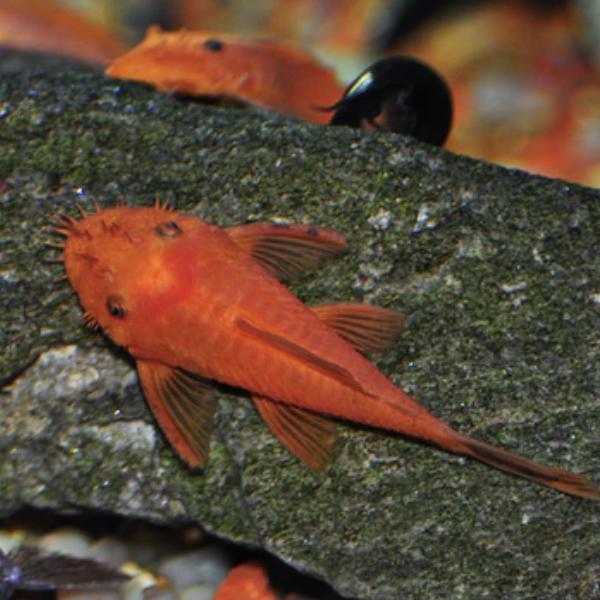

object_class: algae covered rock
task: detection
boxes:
[1,69,600,599]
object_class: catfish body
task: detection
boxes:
[56,204,600,499]
[105,26,343,124]
[213,562,278,600]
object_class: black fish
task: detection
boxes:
[0,546,130,600]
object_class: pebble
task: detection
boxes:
[142,582,177,600]
[121,563,160,600]
[158,547,233,590]
[90,535,133,568]
[58,591,122,600]
[39,526,93,557]
[0,529,26,553]
[178,583,220,600]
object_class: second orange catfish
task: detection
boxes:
[105,26,343,124]
[55,204,600,500]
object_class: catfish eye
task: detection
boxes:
[204,39,224,52]
[106,294,127,319]
[156,221,183,238]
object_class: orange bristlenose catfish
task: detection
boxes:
[54,203,600,500]
[213,562,279,600]
[105,26,344,124]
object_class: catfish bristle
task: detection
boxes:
[51,212,85,237]
[54,211,75,222]
[155,197,172,211]
[48,212,71,226]
[460,435,600,500]
[46,241,65,250]
[82,311,99,329]
[76,204,89,218]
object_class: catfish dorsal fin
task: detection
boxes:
[136,360,217,467]
[225,222,347,280]
[311,302,404,354]
[253,395,337,471]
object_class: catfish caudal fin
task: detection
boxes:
[459,435,600,500]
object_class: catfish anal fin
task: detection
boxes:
[311,302,404,354]
[225,222,347,280]
[253,396,337,471]
[136,360,217,467]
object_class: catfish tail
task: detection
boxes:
[458,435,600,500]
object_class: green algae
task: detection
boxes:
[1,70,600,599]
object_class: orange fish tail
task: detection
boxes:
[457,435,600,500]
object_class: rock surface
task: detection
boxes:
[2,69,600,600]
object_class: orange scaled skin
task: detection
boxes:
[105,26,344,124]
[57,205,600,500]
[213,563,279,600]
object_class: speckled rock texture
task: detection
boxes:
[2,68,600,600]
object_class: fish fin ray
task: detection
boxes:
[136,360,217,467]
[311,302,404,353]
[460,435,600,500]
[253,396,337,471]
[225,222,347,280]
[8,546,130,590]
[234,317,367,395]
